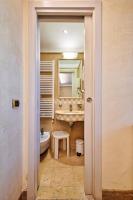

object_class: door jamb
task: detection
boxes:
[27,1,102,199]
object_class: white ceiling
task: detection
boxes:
[40,22,84,52]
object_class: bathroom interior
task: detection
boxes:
[38,19,85,199]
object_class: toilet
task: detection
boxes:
[40,131,50,155]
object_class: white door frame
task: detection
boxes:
[28,1,102,200]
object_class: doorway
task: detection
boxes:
[28,1,102,200]
[38,18,85,199]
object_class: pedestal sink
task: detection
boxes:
[55,110,84,126]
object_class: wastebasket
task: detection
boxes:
[76,139,84,156]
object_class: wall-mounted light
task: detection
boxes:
[63,29,68,34]
[63,52,78,59]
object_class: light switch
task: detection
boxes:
[12,99,20,108]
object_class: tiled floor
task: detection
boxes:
[37,150,85,200]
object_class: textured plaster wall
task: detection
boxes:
[102,0,133,190]
[23,0,29,191]
[0,0,23,200]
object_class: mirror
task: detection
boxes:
[58,59,84,97]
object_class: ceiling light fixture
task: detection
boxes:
[63,29,68,34]
[63,52,78,59]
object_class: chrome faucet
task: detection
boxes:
[77,88,85,98]
[77,103,82,110]
[59,102,62,109]
[69,104,73,112]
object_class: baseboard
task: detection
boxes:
[18,191,27,200]
[18,190,133,200]
[102,190,133,200]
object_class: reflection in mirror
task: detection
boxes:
[58,59,84,97]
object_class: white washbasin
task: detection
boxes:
[56,110,84,115]
[55,110,84,123]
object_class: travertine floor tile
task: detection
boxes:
[72,166,84,186]
[37,186,85,200]
[37,186,59,199]
[40,167,55,187]
[51,167,74,187]
[59,150,84,166]
[38,150,85,199]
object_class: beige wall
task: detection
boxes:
[0,0,23,199]
[102,0,133,190]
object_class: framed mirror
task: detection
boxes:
[58,59,84,97]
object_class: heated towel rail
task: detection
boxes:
[40,61,54,118]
